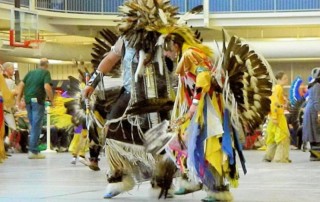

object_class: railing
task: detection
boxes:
[1,0,320,14]
[0,0,30,7]
[211,0,320,13]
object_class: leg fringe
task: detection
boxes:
[105,139,155,174]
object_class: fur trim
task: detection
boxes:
[105,174,135,194]
[177,178,202,191]
[207,190,234,201]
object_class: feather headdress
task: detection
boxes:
[117,1,204,57]
[117,0,178,54]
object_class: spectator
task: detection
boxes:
[0,73,15,163]
[302,67,320,161]
[16,58,54,159]
[2,62,17,92]
[2,62,18,153]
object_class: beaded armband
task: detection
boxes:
[87,70,103,88]
[192,99,199,106]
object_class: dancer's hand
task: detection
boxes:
[83,86,94,98]
[172,116,187,126]
[171,114,191,128]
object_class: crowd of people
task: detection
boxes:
[1,0,320,201]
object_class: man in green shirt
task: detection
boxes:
[17,58,54,159]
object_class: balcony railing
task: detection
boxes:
[1,0,320,14]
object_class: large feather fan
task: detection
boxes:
[220,32,274,132]
[64,75,121,127]
[64,76,87,126]
[91,28,121,78]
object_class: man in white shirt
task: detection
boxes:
[2,62,18,154]
[2,62,17,92]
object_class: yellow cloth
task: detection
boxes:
[205,93,224,176]
[266,114,289,144]
[266,84,289,144]
[269,85,285,120]
[69,130,89,156]
[0,116,6,162]
[50,96,74,128]
[205,136,222,175]
[172,44,239,188]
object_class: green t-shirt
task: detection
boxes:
[23,68,52,104]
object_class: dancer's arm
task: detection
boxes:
[83,38,123,98]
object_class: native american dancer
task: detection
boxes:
[64,72,91,166]
[79,1,209,199]
[77,0,274,201]
[139,24,275,200]
[64,66,121,170]
[0,73,15,163]
[62,28,123,171]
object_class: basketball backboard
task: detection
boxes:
[10,8,40,48]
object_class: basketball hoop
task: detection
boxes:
[29,40,46,56]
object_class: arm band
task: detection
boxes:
[87,70,103,89]
[192,99,199,106]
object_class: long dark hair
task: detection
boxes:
[163,34,185,61]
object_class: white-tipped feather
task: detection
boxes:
[156,34,166,46]
[235,54,243,64]
[253,94,261,100]
[146,0,154,8]
[177,5,203,25]
[248,66,254,76]
[254,101,261,108]
[253,86,259,93]
[243,79,249,87]
[158,9,168,24]
[243,110,255,119]
[250,76,258,87]
[250,105,257,112]
[118,5,131,13]
[135,50,146,82]
[213,55,224,88]
[243,90,249,108]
